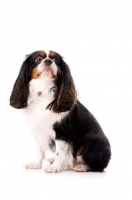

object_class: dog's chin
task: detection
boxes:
[40,68,57,80]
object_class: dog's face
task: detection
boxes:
[30,51,61,80]
[10,50,77,113]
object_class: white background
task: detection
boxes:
[0,0,132,199]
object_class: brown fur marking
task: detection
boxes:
[31,67,40,79]
[49,51,56,58]
[39,51,46,57]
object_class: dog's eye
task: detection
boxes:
[35,56,43,63]
[36,73,40,77]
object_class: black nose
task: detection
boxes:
[44,59,52,65]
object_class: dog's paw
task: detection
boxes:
[44,163,62,173]
[24,162,42,169]
[70,164,89,172]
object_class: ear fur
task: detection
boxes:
[10,55,32,109]
[47,57,77,113]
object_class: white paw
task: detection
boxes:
[24,162,42,169]
[70,164,89,172]
[44,163,62,173]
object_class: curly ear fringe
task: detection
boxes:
[47,59,77,113]
[10,56,32,109]
[54,81,77,112]
[10,75,29,109]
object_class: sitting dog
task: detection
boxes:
[10,50,111,172]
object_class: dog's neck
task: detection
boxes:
[27,78,56,107]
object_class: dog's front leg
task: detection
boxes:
[25,143,45,169]
[44,140,74,173]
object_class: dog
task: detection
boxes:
[10,50,111,172]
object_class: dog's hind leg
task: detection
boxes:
[70,155,90,172]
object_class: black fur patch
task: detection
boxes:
[53,101,111,172]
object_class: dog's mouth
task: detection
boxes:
[37,67,50,75]
[31,62,57,80]
[37,66,56,79]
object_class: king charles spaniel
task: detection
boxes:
[10,50,111,173]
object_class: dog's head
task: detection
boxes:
[10,50,77,113]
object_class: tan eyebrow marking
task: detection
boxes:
[39,51,47,57]
[49,51,56,58]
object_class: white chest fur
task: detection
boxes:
[24,78,68,151]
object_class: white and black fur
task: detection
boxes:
[10,50,111,172]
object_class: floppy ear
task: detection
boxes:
[10,56,31,109]
[50,58,77,113]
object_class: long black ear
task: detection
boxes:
[10,55,32,109]
[48,57,77,113]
